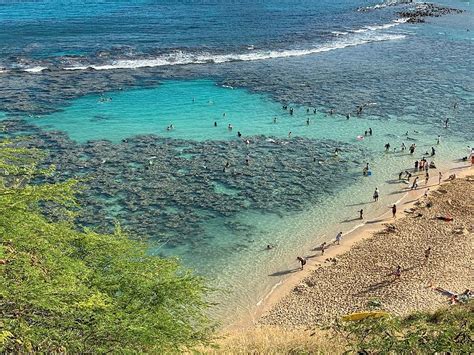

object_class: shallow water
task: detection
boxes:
[6,78,469,324]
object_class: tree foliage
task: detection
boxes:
[0,139,215,353]
[333,301,473,354]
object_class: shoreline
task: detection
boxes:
[227,161,473,330]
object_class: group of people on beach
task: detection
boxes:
[289,132,471,278]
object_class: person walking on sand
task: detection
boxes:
[335,232,342,245]
[438,171,442,184]
[391,204,397,218]
[411,176,419,190]
[424,188,430,198]
[359,209,364,219]
[373,187,379,202]
[320,242,327,255]
[425,171,429,185]
[297,256,306,270]
[394,265,402,280]
[424,247,431,265]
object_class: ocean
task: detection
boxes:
[0,0,472,324]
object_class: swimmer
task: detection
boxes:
[214,121,217,127]
[223,161,230,172]
[306,118,310,126]
[228,124,233,131]
[267,244,274,250]
[273,117,277,123]
[223,112,226,117]
[237,131,242,138]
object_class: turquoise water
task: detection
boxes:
[26,79,470,324]
[31,79,459,145]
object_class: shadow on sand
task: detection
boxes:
[269,268,300,277]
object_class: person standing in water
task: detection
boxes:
[288,131,292,138]
[369,127,373,136]
[437,135,441,145]
[335,232,342,245]
[373,188,379,202]
[297,256,306,270]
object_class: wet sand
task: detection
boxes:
[257,164,473,327]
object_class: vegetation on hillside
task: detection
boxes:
[210,301,473,354]
[0,139,214,353]
[332,300,473,354]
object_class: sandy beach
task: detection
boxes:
[255,164,473,328]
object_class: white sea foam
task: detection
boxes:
[63,33,406,71]
[331,31,349,36]
[354,18,408,33]
[358,0,410,11]
[23,66,48,73]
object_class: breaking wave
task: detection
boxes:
[62,33,405,72]
[14,21,408,74]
